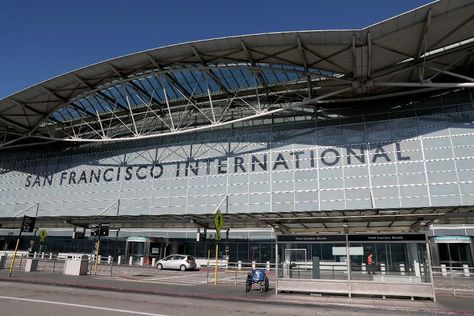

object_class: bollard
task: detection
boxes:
[41,252,45,260]
[361,263,366,274]
[139,257,144,266]
[400,263,405,276]
[98,255,102,265]
[252,261,256,269]
[238,260,242,270]
[441,264,447,276]
[117,256,122,265]
[152,258,156,267]
[108,256,112,264]
[380,263,386,275]
[49,252,53,260]
[266,261,270,271]
[129,256,133,266]
[33,252,37,259]
[463,264,470,277]
[414,261,421,277]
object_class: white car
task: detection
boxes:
[155,254,197,271]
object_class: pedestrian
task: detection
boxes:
[367,253,375,275]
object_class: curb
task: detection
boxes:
[1,276,472,315]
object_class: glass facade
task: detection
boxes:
[0,90,473,217]
[277,234,431,284]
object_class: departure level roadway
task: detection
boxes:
[0,281,423,316]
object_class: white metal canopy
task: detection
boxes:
[0,0,473,148]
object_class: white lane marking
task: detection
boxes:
[0,295,168,316]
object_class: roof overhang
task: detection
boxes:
[1,205,473,234]
[0,0,473,148]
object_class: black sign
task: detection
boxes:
[277,235,346,242]
[21,215,36,233]
[90,223,110,237]
[277,234,426,243]
[348,234,426,242]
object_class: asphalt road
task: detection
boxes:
[0,281,424,316]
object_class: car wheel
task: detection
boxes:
[180,264,186,271]
[156,263,163,270]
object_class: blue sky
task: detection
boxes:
[0,0,433,98]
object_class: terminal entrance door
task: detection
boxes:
[125,237,168,263]
[438,243,472,267]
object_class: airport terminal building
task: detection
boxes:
[0,0,473,298]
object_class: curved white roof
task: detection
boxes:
[0,0,473,147]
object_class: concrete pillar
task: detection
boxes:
[238,260,242,270]
[400,263,406,276]
[441,264,447,276]
[108,256,112,264]
[152,258,156,267]
[463,264,470,277]
[49,253,53,260]
[129,256,133,265]
[139,257,144,266]
[41,252,45,260]
[117,256,122,265]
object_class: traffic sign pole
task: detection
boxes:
[214,243,218,285]
[213,209,224,286]
[8,231,22,278]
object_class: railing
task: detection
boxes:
[431,265,474,296]
[2,252,473,295]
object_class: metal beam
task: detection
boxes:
[297,37,313,98]
[240,40,269,89]
[191,46,232,96]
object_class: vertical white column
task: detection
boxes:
[463,264,470,277]
[400,263,405,275]
[441,264,447,276]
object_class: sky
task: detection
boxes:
[0,0,434,99]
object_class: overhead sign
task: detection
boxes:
[90,223,110,237]
[21,215,36,233]
[214,209,224,233]
[39,229,48,240]
[277,235,346,242]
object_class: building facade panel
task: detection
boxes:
[1,96,473,217]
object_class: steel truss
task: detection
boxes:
[0,9,473,148]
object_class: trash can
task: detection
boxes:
[64,254,89,275]
[25,259,38,272]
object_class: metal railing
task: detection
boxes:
[431,265,474,296]
[2,252,473,295]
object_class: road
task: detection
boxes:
[0,281,417,316]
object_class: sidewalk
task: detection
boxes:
[0,270,473,315]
